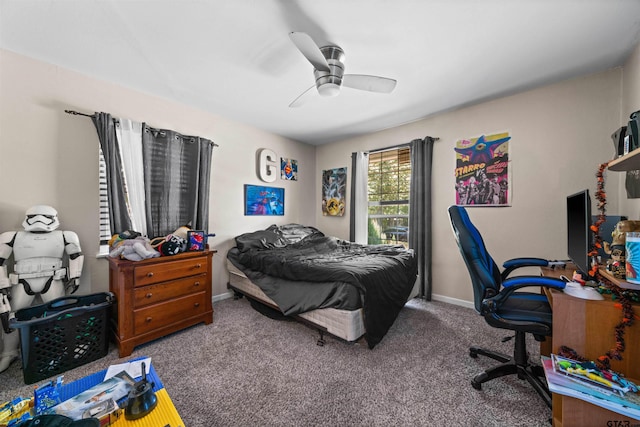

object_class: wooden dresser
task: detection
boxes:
[108,249,215,357]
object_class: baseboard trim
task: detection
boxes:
[430,293,474,310]
[213,291,234,303]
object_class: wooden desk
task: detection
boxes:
[540,265,640,427]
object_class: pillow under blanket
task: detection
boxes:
[234,224,324,252]
[235,225,288,252]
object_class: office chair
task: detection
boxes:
[447,205,566,408]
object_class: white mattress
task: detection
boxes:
[227,261,419,342]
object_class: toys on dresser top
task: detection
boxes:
[109,224,205,259]
[108,231,159,262]
[149,224,191,256]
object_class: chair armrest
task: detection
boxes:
[501,257,549,280]
[481,276,566,314]
[501,275,566,291]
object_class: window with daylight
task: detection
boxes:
[98,148,112,247]
[367,147,410,247]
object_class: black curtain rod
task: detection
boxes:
[64,109,219,147]
[369,136,440,154]
[65,109,95,118]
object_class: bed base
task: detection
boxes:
[227,262,367,344]
[228,283,334,346]
[227,261,420,346]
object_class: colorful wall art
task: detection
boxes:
[281,158,298,180]
[454,132,511,206]
[322,167,347,216]
[244,184,284,216]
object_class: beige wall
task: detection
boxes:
[316,67,628,305]
[0,49,316,299]
[2,43,639,308]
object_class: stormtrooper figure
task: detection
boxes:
[0,205,84,372]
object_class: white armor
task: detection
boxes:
[0,205,84,373]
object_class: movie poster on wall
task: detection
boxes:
[454,132,511,206]
[322,167,347,216]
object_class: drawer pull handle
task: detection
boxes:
[194,281,200,287]
[195,263,202,269]
[147,272,154,278]
[145,317,152,323]
[194,303,200,308]
[145,293,153,298]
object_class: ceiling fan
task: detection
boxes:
[288,32,397,108]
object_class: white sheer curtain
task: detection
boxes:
[350,151,369,244]
[115,118,147,235]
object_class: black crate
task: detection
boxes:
[10,292,114,384]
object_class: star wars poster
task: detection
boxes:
[455,132,511,206]
[322,167,346,216]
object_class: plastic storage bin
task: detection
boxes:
[10,292,114,384]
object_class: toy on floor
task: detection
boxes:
[0,205,84,373]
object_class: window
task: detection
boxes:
[367,147,410,247]
[98,148,112,247]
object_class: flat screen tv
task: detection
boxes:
[567,189,592,277]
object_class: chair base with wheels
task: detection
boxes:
[469,331,551,408]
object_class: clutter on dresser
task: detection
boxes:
[110,223,215,260]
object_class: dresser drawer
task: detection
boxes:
[133,274,206,308]
[134,257,207,286]
[134,292,206,335]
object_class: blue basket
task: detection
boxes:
[10,292,114,384]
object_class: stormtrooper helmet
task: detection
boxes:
[22,205,60,232]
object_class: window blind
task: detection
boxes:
[99,148,112,245]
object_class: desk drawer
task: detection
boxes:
[134,257,207,287]
[133,275,206,308]
[134,292,206,335]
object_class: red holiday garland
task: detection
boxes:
[561,161,637,371]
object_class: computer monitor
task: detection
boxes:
[567,189,592,276]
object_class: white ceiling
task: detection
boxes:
[1,0,640,145]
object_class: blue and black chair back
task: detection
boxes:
[448,204,502,314]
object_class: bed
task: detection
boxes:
[226,224,419,349]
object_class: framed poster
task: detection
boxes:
[186,230,206,251]
[322,167,347,216]
[281,157,298,180]
[454,132,511,206]
[244,184,284,216]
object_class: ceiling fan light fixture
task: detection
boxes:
[318,83,341,97]
[288,32,397,107]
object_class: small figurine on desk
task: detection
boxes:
[603,220,640,279]
[606,245,627,279]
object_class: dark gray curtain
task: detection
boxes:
[409,137,435,300]
[349,152,358,242]
[91,112,133,234]
[142,125,213,238]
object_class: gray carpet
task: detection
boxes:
[0,297,551,426]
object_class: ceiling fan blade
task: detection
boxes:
[289,84,317,108]
[289,32,330,72]
[342,74,397,93]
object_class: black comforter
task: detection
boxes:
[227,225,417,348]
